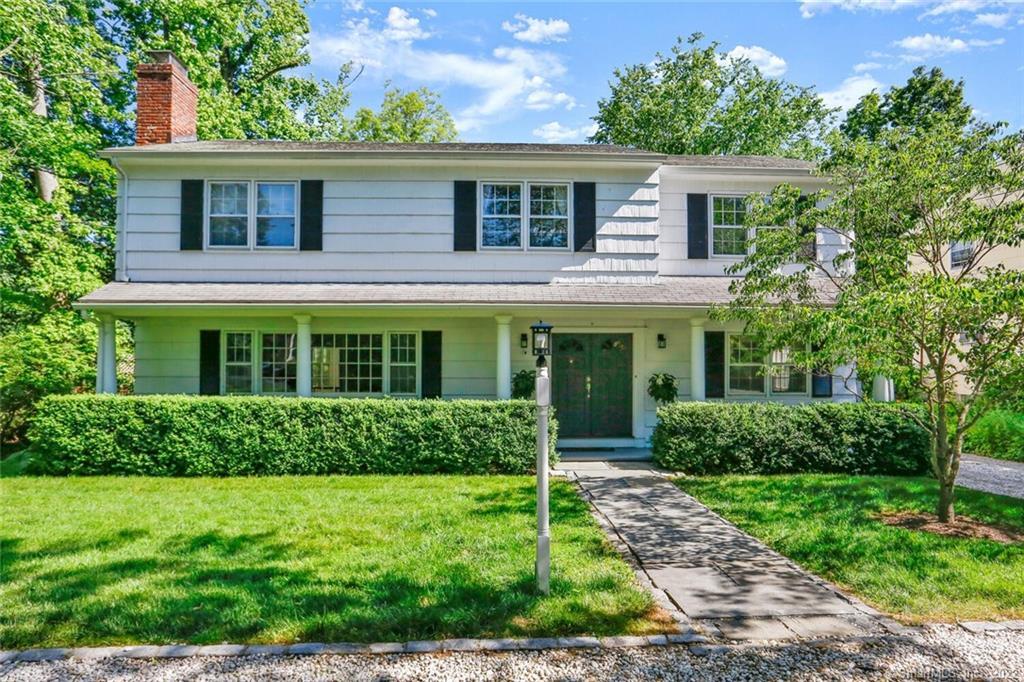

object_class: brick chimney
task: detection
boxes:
[135,50,198,145]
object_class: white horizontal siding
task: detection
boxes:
[121,164,662,283]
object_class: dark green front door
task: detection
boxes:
[552,333,633,438]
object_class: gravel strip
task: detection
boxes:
[3,625,1022,681]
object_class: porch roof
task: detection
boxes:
[77,278,750,309]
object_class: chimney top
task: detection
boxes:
[135,50,198,146]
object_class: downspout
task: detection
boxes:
[109,158,129,282]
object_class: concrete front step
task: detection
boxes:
[557,448,652,462]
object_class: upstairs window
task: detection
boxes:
[711,196,749,256]
[481,183,523,248]
[206,180,297,249]
[209,182,249,247]
[256,183,297,248]
[950,240,973,268]
[480,181,571,250]
[529,184,569,248]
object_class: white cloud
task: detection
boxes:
[532,121,598,143]
[919,0,989,18]
[820,73,884,110]
[524,90,577,110]
[422,8,437,18]
[344,0,365,11]
[310,15,575,133]
[973,12,1011,27]
[724,45,788,77]
[853,61,883,72]
[894,33,971,55]
[384,6,430,41]
[893,32,1005,59]
[501,14,571,43]
[800,0,918,19]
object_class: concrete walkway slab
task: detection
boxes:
[563,462,880,641]
[959,454,1024,499]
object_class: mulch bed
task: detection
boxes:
[878,512,1024,544]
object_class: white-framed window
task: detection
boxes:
[711,195,749,257]
[388,332,418,395]
[769,348,809,395]
[726,334,811,397]
[727,334,766,396]
[480,181,571,250]
[206,180,298,250]
[311,331,420,396]
[261,333,297,394]
[528,183,570,248]
[208,181,250,247]
[223,331,255,394]
[256,182,297,248]
[950,240,973,268]
[481,182,523,248]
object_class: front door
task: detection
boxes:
[552,333,633,438]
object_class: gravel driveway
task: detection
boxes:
[3,626,1023,681]
[958,454,1024,499]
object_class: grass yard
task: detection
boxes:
[677,475,1024,623]
[0,476,660,649]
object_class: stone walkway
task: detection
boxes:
[557,461,887,642]
[958,454,1024,499]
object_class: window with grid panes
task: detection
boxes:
[261,333,297,393]
[312,334,383,394]
[528,183,569,248]
[728,335,766,395]
[712,196,748,256]
[389,333,418,395]
[208,182,249,247]
[481,183,523,247]
[224,332,253,394]
[769,348,808,394]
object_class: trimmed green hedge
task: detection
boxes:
[652,402,930,475]
[966,410,1024,462]
[27,395,556,476]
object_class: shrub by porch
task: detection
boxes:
[28,395,557,476]
[652,402,930,475]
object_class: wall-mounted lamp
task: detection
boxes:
[657,333,667,349]
[520,333,529,349]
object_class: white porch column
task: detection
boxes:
[95,315,105,393]
[295,315,312,397]
[99,314,117,394]
[871,374,894,402]
[495,315,513,399]
[690,317,706,401]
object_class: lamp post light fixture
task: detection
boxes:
[657,333,667,349]
[530,320,553,595]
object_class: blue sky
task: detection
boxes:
[304,0,1024,142]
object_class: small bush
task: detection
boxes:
[966,410,1024,462]
[28,395,556,476]
[652,402,930,475]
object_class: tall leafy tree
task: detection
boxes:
[0,0,122,440]
[347,85,457,143]
[841,66,972,141]
[590,33,833,159]
[719,119,1024,523]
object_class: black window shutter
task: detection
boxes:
[573,181,596,252]
[705,331,725,398]
[811,343,833,397]
[453,181,476,251]
[300,180,323,251]
[421,331,443,398]
[199,330,220,395]
[180,180,204,250]
[687,193,709,259]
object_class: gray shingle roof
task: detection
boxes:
[77,279,747,308]
[101,140,659,158]
[665,155,815,171]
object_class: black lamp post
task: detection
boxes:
[530,320,553,594]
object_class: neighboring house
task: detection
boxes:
[76,51,854,447]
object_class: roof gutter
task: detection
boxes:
[97,149,665,165]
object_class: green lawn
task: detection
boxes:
[676,475,1024,623]
[1,476,660,649]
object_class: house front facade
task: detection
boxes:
[77,51,855,447]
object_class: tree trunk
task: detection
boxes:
[29,60,58,203]
[937,480,956,523]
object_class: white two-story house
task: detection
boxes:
[77,51,854,448]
